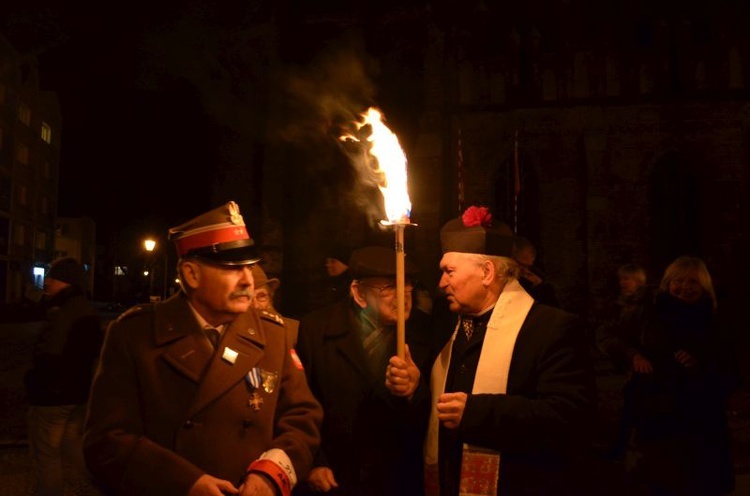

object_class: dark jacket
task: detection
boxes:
[24,285,103,406]
[629,292,738,494]
[82,292,323,495]
[518,270,560,308]
[294,297,433,496]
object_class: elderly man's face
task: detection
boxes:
[186,261,254,325]
[252,285,273,311]
[438,252,488,315]
[357,277,413,325]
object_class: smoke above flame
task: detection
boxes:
[341,107,411,224]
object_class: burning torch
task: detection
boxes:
[343,107,415,359]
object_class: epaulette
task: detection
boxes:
[259,309,285,326]
[115,304,153,323]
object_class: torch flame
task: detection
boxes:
[344,107,411,224]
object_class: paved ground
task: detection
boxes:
[2,317,749,495]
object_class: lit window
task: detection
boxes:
[16,143,29,165]
[19,103,31,126]
[33,266,45,289]
[41,122,52,144]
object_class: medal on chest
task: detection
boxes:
[245,368,264,411]
[245,367,279,412]
[248,391,264,411]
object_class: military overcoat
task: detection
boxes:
[83,292,322,495]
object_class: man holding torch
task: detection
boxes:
[424,206,597,496]
[294,245,433,496]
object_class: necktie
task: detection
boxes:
[460,316,474,340]
[460,310,493,341]
[205,327,220,349]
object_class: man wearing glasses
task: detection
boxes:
[251,264,300,347]
[294,246,433,496]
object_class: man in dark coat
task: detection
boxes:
[83,201,322,496]
[424,206,597,496]
[511,236,560,308]
[294,246,433,496]
[25,256,103,496]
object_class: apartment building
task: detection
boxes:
[0,34,60,304]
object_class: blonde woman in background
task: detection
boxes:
[629,256,738,495]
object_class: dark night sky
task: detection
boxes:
[2,1,421,242]
[2,2,228,239]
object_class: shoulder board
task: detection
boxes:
[259,310,285,326]
[116,304,153,323]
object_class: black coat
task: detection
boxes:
[24,286,103,406]
[629,293,738,494]
[294,298,433,496]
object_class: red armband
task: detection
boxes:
[245,459,291,496]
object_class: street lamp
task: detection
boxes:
[143,239,156,299]
[143,238,169,301]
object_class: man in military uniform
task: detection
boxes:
[83,201,322,496]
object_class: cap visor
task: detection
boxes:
[187,246,260,266]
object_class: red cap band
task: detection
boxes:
[174,225,249,257]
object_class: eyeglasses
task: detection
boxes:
[360,283,414,298]
[254,290,271,302]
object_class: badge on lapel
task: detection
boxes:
[222,347,239,364]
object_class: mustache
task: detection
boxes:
[230,290,252,299]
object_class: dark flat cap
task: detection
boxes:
[251,264,280,290]
[441,206,516,257]
[349,246,419,279]
[168,201,260,265]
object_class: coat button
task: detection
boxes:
[183,420,194,429]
